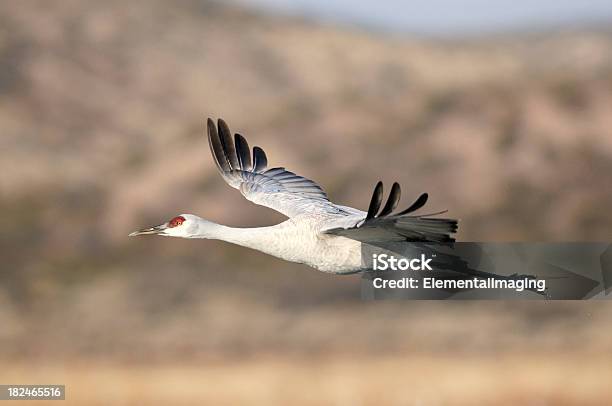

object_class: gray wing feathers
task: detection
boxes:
[207,118,458,235]
[207,118,332,217]
[323,182,458,243]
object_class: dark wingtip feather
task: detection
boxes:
[234,133,252,171]
[207,117,231,173]
[397,192,429,216]
[217,118,240,170]
[252,146,268,172]
[366,181,384,220]
[398,218,458,243]
[379,182,401,217]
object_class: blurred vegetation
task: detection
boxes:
[0,3,612,403]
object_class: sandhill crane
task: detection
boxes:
[129,118,457,273]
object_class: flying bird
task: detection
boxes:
[129,118,458,274]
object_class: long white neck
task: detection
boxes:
[176,215,364,273]
[188,218,288,253]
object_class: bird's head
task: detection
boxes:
[129,214,201,238]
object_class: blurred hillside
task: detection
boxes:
[1,1,612,404]
[4,0,612,240]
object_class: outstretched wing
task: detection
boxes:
[207,118,339,218]
[323,181,458,243]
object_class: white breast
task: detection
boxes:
[249,218,363,274]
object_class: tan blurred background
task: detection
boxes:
[1,0,612,404]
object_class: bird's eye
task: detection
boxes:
[168,216,185,228]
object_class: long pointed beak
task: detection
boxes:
[129,223,167,237]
